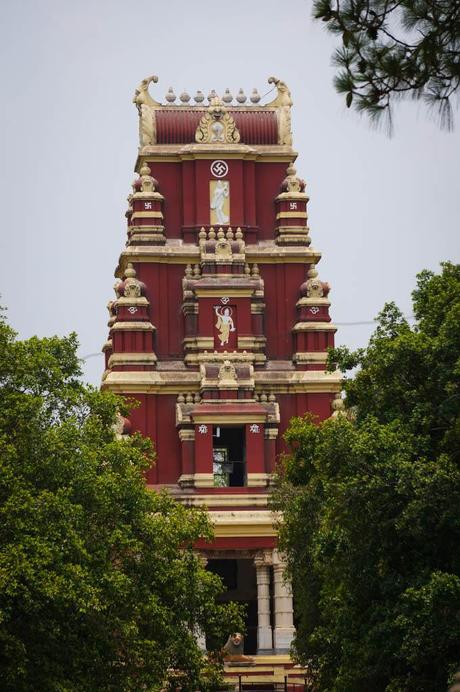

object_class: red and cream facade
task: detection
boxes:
[102,75,341,674]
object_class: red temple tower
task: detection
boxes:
[102,75,341,684]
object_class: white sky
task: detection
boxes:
[1,0,458,385]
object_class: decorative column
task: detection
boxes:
[195,553,208,651]
[254,551,273,653]
[273,549,295,652]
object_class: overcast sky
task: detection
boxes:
[1,0,458,385]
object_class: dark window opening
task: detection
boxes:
[207,558,257,655]
[213,426,246,487]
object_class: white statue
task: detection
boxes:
[214,306,235,346]
[210,181,229,225]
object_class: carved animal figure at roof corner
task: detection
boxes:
[133,75,161,146]
[195,97,241,144]
[266,76,293,146]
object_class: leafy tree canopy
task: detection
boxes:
[313,0,460,130]
[0,312,242,691]
[273,262,460,691]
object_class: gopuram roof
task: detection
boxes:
[133,75,293,148]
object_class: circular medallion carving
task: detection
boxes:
[210,160,228,178]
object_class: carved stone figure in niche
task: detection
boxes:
[210,180,229,225]
[306,278,324,298]
[214,305,235,346]
[211,120,225,142]
[215,238,232,260]
[218,359,237,384]
[222,633,254,664]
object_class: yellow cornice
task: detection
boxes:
[135,145,297,168]
[192,412,266,424]
[101,361,341,394]
[194,288,253,298]
[292,321,337,332]
[174,493,270,507]
[210,509,277,538]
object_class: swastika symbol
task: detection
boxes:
[210,160,228,178]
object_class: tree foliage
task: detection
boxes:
[273,262,460,691]
[0,313,242,691]
[313,0,460,130]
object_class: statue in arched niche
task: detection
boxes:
[214,305,236,346]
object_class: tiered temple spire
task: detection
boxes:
[102,74,341,684]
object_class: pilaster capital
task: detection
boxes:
[254,550,273,568]
[178,428,195,442]
[196,552,208,567]
[272,548,287,570]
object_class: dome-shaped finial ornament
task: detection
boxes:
[122,262,145,298]
[194,90,205,104]
[139,161,151,177]
[125,262,137,279]
[137,161,158,193]
[179,90,191,104]
[236,88,247,104]
[165,87,176,103]
[300,264,330,299]
[222,88,233,104]
[281,164,306,193]
[250,88,261,103]
[307,264,318,279]
[207,89,217,103]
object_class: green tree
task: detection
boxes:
[313,0,460,130]
[273,262,460,691]
[0,312,242,691]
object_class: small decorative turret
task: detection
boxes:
[300,264,330,300]
[138,161,158,194]
[293,264,335,370]
[179,90,191,104]
[207,89,217,102]
[274,164,310,246]
[122,263,145,298]
[250,88,261,103]
[280,164,306,194]
[194,90,205,103]
[129,162,165,246]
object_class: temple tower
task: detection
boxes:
[102,75,341,682]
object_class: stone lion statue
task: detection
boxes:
[222,633,254,664]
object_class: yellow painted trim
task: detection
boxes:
[193,473,215,488]
[194,289,253,298]
[111,321,155,331]
[293,351,328,362]
[131,212,163,221]
[193,413,266,424]
[293,321,337,332]
[247,473,270,487]
[108,352,157,365]
[176,493,269,507]
[276,211,308,219]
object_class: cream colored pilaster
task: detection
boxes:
[254,551,273,653]
[272,549,295,652]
